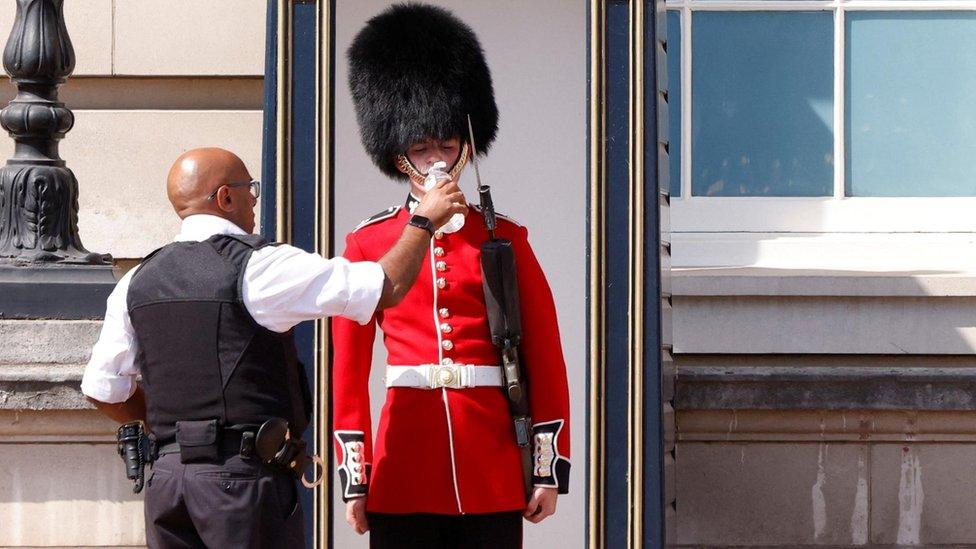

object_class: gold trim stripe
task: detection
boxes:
[313,0,333,546]
[275,0,293,245]
[588,1,607,548]
[628,1,647,547]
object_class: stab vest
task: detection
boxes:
[127,234,311,443]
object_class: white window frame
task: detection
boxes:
[667,0,976,236]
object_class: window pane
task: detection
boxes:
[846,12,976,197]
[692,12,834,197]
[667,10,681,198]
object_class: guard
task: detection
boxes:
[333,5,571,548]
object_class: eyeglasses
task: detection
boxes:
[207,180,261,201]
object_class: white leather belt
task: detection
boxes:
[385,364,504,389]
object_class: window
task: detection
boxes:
[665,1,976,263]
[846,12,976,197]
[692,11,833,197]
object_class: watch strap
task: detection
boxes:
[408,214,435,236]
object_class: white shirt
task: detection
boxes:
[80,214,385,404]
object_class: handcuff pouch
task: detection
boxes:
[175,419,219,463]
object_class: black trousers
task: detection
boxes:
[144,453,304,549]
[368,511,523,549]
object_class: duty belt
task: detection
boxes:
[158,419,325,488]
[155,425,260,460]
[385,364,504,389]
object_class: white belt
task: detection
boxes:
[385,364,504,390]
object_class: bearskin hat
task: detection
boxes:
[347,3,499,180]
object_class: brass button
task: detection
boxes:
[442,340,454,351]
[436,277,446,289]
[435,260,447,272]
[439,308,450,318]
[434,231,444,240]
[441,357,454,365]
[434,247,445,257]
[440,323,453,334]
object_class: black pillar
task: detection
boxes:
[589,0,672,546]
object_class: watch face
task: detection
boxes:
[410,215,434,234]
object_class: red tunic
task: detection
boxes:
[332,204,571,515]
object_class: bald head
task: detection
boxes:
[167,147,256,232]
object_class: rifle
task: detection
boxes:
[467,115,533,502]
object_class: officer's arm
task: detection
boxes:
[374,223,432,309]
[86,386,147,424]
[80,268,146,425]
[375,177,467,309]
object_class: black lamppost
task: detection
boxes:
[0,0,113,318]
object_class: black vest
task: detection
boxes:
[127,234,311,442]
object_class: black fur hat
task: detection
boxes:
[348,3,499,180]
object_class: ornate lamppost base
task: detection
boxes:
[0,163,112,265]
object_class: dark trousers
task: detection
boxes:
[368,511,523,549]
[144,453,304,549]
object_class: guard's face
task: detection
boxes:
[405,136,462,175]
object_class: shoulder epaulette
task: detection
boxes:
[354,205,402,232]
[472,205,521,227]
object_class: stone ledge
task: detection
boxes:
[678,409,976,442]
[0,379,90,411]
[673,295,976,354]
[0,409,115,442]
[677,365,976,411]
[0,320,101,363]
[0,363,89,411]
[0,363,84,382]
[674,266,976,297]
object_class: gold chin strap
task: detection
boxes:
[395,141,470,186]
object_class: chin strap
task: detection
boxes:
[395,141,470,185]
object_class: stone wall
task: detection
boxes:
[0,320,144,546]
[673,268,976,547]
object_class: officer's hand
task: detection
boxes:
[414,177,467,228]
[523,487,558,523]
[346,497,369,535]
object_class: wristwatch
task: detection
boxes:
[407,214,435,236]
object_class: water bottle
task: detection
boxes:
[423,161,465,234]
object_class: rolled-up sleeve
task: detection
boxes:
[243,244,385,333]
[80,269,141,404]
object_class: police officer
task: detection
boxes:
[81,147,466,548]
[333,5,571,548]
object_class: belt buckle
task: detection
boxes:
[432,364,461,389]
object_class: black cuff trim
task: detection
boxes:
[334,430,369,501]
[531,420,570,494]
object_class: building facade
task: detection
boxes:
[3,0,975,548]
[668,0,976,546]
